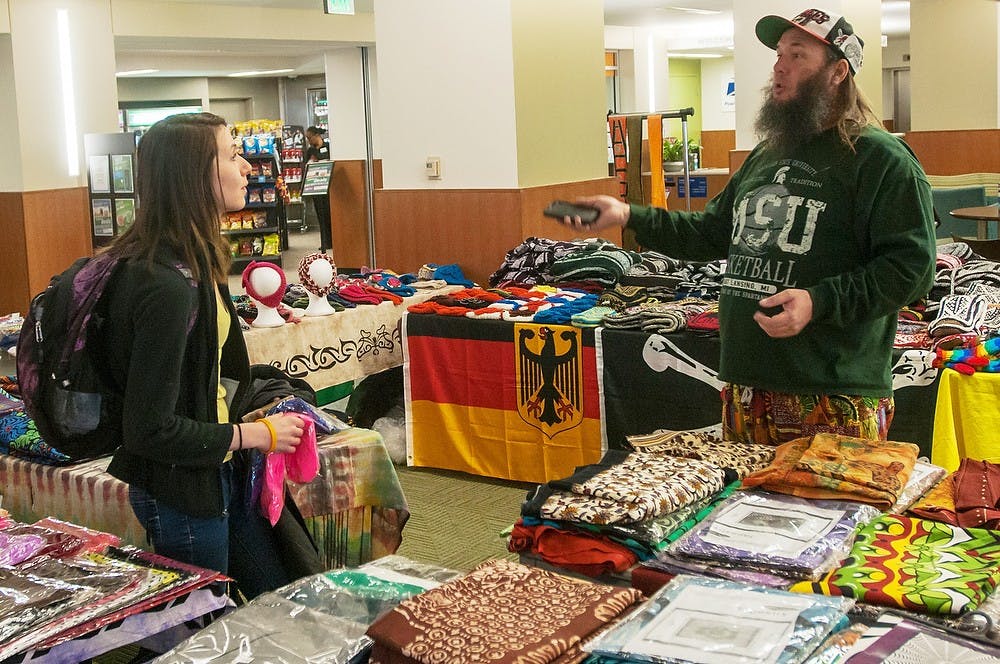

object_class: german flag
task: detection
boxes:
[403,313,604,484]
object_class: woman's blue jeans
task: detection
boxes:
[128,461,300,599]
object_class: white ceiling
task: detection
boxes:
[115,1,910,79]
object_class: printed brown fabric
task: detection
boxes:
[953,458,1000,530]
[627,429,775,478]
[366,558,643,664]
[741,433,918,509]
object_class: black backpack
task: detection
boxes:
[16,253,125,461]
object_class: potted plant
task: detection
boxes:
[662,137,701,172]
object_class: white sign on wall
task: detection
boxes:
[723,78,735,113]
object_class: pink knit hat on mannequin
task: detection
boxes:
[241,260,287,309]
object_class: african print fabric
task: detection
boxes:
[626,429,775,478]
[722,385,895,445]
[740,433,919,509]
[523,450,727,525]
[792,514,1000,615]
[366,558,643,664]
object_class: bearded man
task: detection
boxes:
[552,8,935,445]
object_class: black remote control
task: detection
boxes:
[543,200,600,225]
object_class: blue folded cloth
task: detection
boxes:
[432,263,475,287]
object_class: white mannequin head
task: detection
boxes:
[248,265,283,300]
[307,256,335,289]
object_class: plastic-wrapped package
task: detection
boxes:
[32,517,120,553]
[154,594,372,663]
[843,613,1000,663]
[584,574,853,664]
[268,395,351,435]
[889,459,948,514]
[669,490,880,581]
[0,529,47,566]
[2,523,84,559]
[156,555,460,664]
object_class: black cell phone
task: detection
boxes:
[758,304,783,317]
[543,200,600,225]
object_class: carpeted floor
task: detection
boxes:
[392,465,536,572]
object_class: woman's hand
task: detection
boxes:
[241,413,306,454]
[553,195,631,232]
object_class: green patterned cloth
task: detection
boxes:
[792,513,1000,615]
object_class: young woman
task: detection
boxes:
[98,112,318,599]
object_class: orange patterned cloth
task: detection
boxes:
[741,433,919,509]
[908,473,958,524]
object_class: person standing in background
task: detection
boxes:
[552,8,936,446]
[305,126,333,252]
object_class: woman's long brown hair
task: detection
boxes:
[108,112,233,284]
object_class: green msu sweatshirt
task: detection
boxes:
[628,126,936,397]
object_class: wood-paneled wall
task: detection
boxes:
[373,177,621,285]
[329,159,382,271]
[700,130,735,169]
[0,187,92,315]
[903,129,1000,175]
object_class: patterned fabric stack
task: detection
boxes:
[602,298,713,335]
[512,446,730,577]
[625,429,775,479]
[740,433,919,510]
[545,239,642,287]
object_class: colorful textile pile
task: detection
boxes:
[0,386,71,465]
[0,517,227,661]
[794,513,1000,615]
[545,239,641,287]
[740,433,919,509]
[365,558,643,664]
[512,444,731,579]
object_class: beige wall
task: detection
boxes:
[511,0,607,188]
[910,0,999,130]
[110,0,374,42]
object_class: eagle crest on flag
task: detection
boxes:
[515,324,583,438]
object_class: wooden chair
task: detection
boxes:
[954,235,1000,261]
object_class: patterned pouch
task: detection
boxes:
[929,293,987,338]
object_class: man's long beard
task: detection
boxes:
[754,71,836,157]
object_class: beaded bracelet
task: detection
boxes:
[258,417,278,453]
